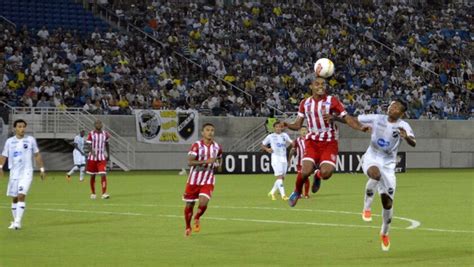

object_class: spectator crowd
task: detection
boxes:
[1,0,473,119]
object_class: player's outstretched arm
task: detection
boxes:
[399,127,416,147]
[283,116,304,131]
[34,152,46,180]
[344,115,371,133]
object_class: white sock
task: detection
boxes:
[381,208,393,235]
[364,179,378,211]
[277,179,286,197]
[11,203,17,221]
[270,180,279,194]
[79,166,85,181]
[15,202,26,224]
[67,166,79,176]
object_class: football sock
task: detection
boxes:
[304,178,310,196]
[270,180,278,194]
[15,202,25,224]
[11,203,17,221]
[79,166,85,181]
[101,175,107,194]
[315,169,322,180]
[194,205,208,220]
[67,166,79,175]
[295,175,306,194]
[276,179,286,196]
[381,208,393,235]
[90,175,96,194]
[364,179,378,211]
[184,206,193,229]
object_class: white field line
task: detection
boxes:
[2,204,472,233]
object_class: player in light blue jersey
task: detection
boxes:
[0,119,46,230]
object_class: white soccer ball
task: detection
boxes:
[314,58,335,78]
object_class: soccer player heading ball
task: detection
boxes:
[283,63,370,207]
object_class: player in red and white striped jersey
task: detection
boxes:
[288,126,310,198]
[183,123,222,237]
[284,66,370,207]
[86,120,111,200]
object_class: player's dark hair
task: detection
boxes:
[273,120,281,127]
[202,123,215,130]
[395,99,408,112]
[13,119,27,127]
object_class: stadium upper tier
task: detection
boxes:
[0,1,472,119]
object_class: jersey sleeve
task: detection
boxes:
[31,137,40,153]
[86,132,92,143]
[401,121,415,138]
[358,114,379,125]
[262,134,271,146]
[1,139,9,157]
[331,97,347,118]
[297,99,306,118]
[188,143,199,157]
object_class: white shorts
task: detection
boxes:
[271,156,288,177]
[73,150,86,166]
[362,152,396,199]
[7,170,33,197]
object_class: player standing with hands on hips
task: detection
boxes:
[0,119,46,230]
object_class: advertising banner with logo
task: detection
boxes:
[221,152,406,174]
[135,110,198,144]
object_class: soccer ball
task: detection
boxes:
[314,58,335,78]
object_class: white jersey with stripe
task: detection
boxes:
[358,114,415,161]
[187,140,222,185]
[297,95,347,142]
[2,135,39,178]
[262,132,292,158]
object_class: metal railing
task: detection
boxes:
[228,121,267,152]
[94,4,254,104]
[5,105,135,171]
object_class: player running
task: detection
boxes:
[66,130,86,182]
[261,121,293,201]
[183,123,222,237]
[358,100,416,251]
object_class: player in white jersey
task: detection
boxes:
[66,130,86,182]
[0,119,45,230]
[261,121,293,201]
[354,100,416,251]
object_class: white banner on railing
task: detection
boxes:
[135,110,199,144]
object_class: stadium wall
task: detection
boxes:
[32,115,474,170]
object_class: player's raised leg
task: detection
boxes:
[66,165,79,181]
[289,159,314,207]
[362,166,381,222]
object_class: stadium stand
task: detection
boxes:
[0,0,473,119]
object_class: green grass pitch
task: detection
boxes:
[0,169,472,266]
